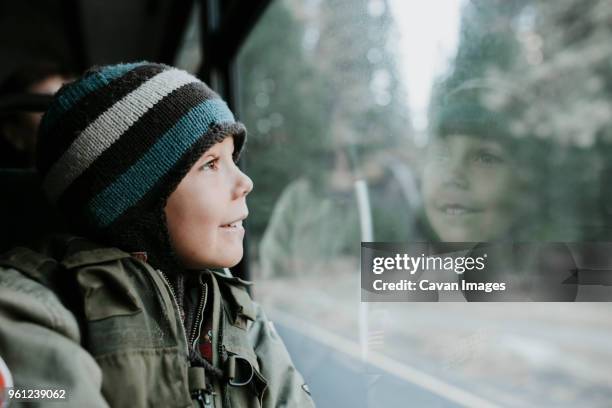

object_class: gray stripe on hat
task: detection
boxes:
[43,68,199,203]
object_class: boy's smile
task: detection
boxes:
[422,134,518,242]
[220,217,246,233]
[164,136,253,269]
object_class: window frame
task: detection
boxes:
[196,0,274,281]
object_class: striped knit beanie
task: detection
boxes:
[35,61,247,273]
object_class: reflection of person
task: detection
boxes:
[259,149,360,278]
[0,62,73,168]
[259,146,418,278]
[421,82,537,243]
[0,63,314,407]
[423,134,520,242]
[419,82,569,300]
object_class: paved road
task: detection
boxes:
[276,323,464,408]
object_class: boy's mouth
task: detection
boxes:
[220,214,248,229]
[220,220,243,229]
[437,204,482,216]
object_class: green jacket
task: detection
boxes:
[0,235,315,407]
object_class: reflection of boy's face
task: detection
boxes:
[165,136,253,269]
[422,134,518,242]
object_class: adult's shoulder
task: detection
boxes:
[0,234,139,330]
[0,248,81,342]
[0,240,107,406]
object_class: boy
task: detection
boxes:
[422,82,537,243]
[0,62,315,407]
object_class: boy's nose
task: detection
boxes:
[442,157,469,189]
[234,169,254,198]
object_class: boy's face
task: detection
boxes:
[164,136,253,269]
[422,134,518,242]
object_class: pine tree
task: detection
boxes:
[238,0,411,241]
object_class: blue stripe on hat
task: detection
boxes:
[41,62,147,132]
[87,98,236,227]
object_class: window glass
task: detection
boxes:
[237,0,612,406]
[174,2,202,74]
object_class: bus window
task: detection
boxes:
[174,2,202,74]
[237,0,612,407]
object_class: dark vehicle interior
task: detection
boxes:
[0,0,271,280]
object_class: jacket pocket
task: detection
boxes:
[95,346,191,408]
[225,350,268,407]
[76,263,144,321]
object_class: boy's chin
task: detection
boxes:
[220,256,243,269]
[206,252,244,269]
[180,250,243,270]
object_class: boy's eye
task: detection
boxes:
[473,150,504,165]
[200,158,219,171]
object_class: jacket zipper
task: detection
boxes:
[189,277,214,408]
[157,270,190,352]
[189,279,208,350]
[158,270,208,352]
[158,270,215,407]
[218,301,229,407]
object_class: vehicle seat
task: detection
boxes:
[0,168,66,252]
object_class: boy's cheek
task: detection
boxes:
[167,222,210,267]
